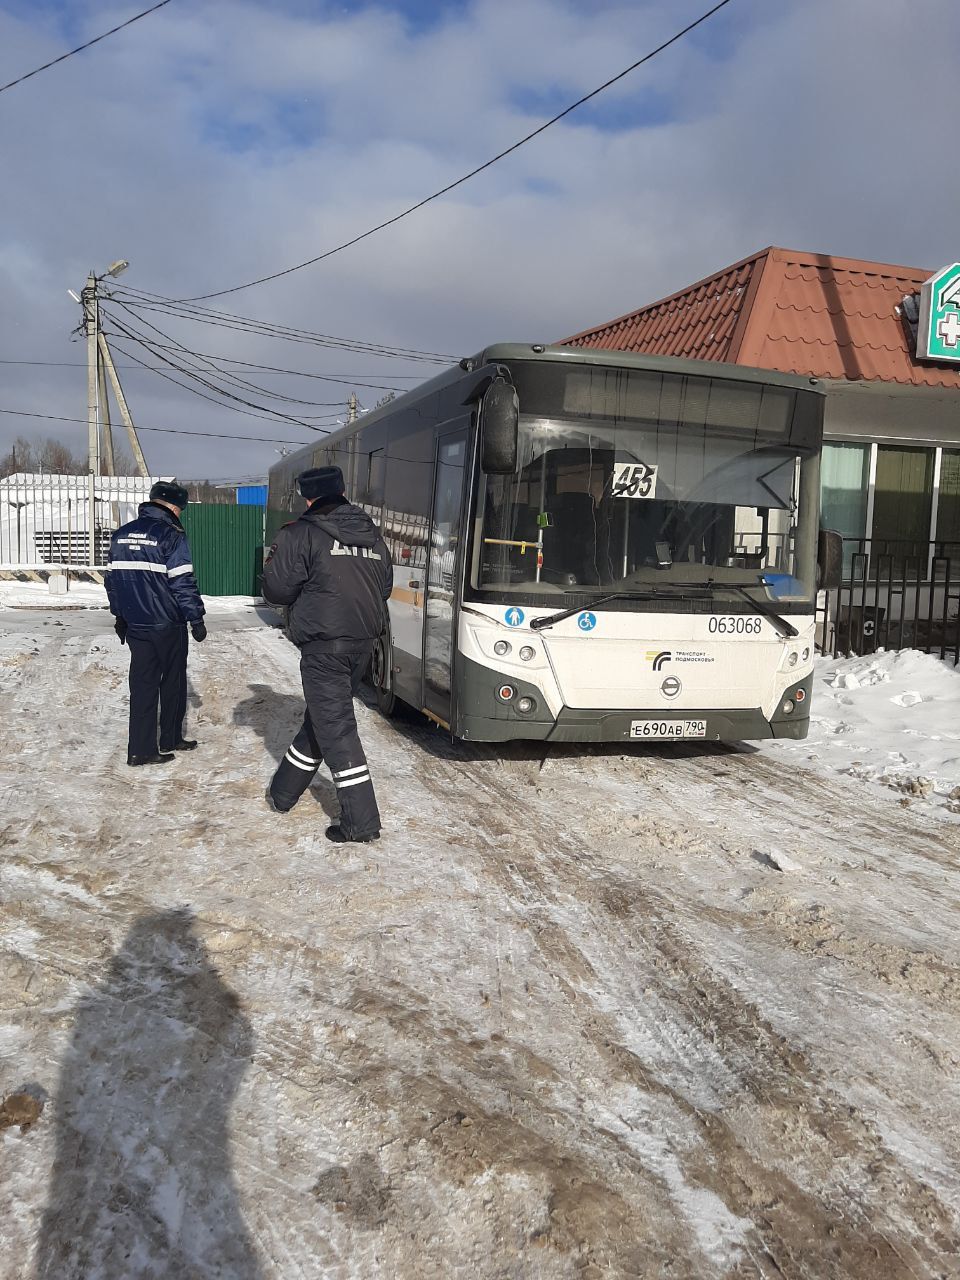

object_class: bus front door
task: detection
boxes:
[422,429,468,723]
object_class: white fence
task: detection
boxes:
[0,474,164,570]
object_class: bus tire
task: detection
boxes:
[371,630,397,718]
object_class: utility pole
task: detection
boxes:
[97,351,120,531]
[348,392,358,424]
[72,260,149,559]
[83,271,100,565]
[98,333,148,477]
[98,353,115,477]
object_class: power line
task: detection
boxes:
[153,0,734,302]
[0,0,174,96]
[0,407,457,468]
[0,406,317,447]
[107,334,329,433]
[0,358,424,379]
[111,286,456,362]
[105,313,334,432]
[99,341,412,393]
[105,300,351,410]
[134,350,411,390]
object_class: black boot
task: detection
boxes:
[161,738,198,751]
[127,753,175,767]
[325,825,379,844]
[266,787,295,814]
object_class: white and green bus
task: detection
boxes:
[267,344,836,743]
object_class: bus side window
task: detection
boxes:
[384,412,434,582]
[357,422,388,522]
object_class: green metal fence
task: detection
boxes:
[181,504,264,596]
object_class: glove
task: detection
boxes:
[114,618,127,645]
[191,621,207,643]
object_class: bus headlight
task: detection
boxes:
[516,696,536,714]
[519,645,535,662]
[782,699,795,715]
[494,640,511,657]
[802,647,811,661]
[786,651,799,668]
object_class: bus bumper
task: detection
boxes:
[455,658,812,743]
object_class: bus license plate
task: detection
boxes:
[630,719,707,740]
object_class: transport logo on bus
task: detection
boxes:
[660,676,682,699]
[647,650,671,670]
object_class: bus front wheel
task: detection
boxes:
[371,632,397,717]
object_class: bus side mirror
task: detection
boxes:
[480,379,519,474]
[818,528,843,590]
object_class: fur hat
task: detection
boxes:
[149,480,189,508]
[297,466,345,502]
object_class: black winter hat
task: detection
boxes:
[150,480,189,508]
[298,466,345,502]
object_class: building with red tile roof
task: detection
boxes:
[563,247,960,391]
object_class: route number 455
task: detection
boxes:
[612,461,658,499]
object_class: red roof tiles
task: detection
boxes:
[563,247,960,390]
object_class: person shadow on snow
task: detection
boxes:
[34,908,263,1280]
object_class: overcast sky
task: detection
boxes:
[0,0,956,482]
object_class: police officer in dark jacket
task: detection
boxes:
[261,466,392,843]
[105,480,207,766]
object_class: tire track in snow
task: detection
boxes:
[377,711,960,1277]
[2,621,959,1278]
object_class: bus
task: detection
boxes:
[266,343,836,744]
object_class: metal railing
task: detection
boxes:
[818,538,960,663]
[0,473,159,571]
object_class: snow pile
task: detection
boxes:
[0,580,109,609]
[0,580,261,613]
[765,648,960,820]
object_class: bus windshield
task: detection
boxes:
[474,365,820,605]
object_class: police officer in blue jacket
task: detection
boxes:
[105,480,207,766]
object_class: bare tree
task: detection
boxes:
[38,439,85,474]
[0,435,35,476]
[184,480,236,504]
[0,434,139,478]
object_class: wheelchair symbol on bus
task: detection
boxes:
[577,612,597,631]
[505,607,525,627]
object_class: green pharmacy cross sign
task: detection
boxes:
[917,263,960,362]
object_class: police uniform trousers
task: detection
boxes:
[126,623,188,758]
[269,650,381,838]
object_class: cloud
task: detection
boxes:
[0,0,956,479]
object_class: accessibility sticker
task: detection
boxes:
[505,607,525,627]
[577,612,597,631]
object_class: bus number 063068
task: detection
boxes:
[708,616,763,635]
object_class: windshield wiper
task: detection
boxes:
[529,580,799,637]
[716,582,799,638]
[530,586,710,632]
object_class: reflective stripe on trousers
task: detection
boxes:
[269,650,380,838]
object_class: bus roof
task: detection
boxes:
[473,343,826,396]
[280,343,826,468]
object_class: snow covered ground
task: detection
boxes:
[765,648,960,823]
[0,579,111,609]
[1,605,959,1278]
[0,578,260,615]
